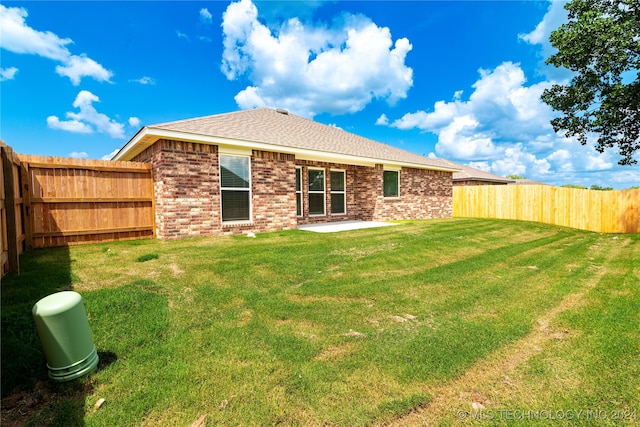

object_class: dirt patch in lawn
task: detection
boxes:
[315,342,356,361]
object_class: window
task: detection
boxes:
[308,168,325,216]
[296,167,303,216]
[220,155,251,222]
[330,170,346,215]
[383,170,399,197]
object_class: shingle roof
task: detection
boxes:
[445,161,514,183]
[115,108,457,171]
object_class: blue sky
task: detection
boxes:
[1,1,638,188]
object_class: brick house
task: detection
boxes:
[113,108,458,239]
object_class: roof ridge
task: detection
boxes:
[150,107,273,128]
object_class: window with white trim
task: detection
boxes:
[330,170,346,215]
[296,167,303,217]
[220,155,251,222]
[383,170,399,197]
[308,168,325,216]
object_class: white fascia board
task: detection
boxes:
[114,128,459,172]
[112,127,149,160]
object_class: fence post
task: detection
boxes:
[21,162,33,249]
[1,145,19,274]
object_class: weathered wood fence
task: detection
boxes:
[1,142,26,276]
[453,185,640,233]
[1,144,155,276]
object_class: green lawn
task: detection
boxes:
[1,218,638,426]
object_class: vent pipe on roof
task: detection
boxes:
[276,108,289,115]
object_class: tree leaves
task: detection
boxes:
[542,0,640,165]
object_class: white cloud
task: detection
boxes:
[69,151,88,159]
[519,1,571,81]
[375,114,389,126]
[584,154,613,171]
[0,5,112,84]
[468,161,491,173]
[391,62,553,162]
[101,148,120,161]
[0,5,71,60]
[128,117,141,128]
[609,170,640,185]
[176,30,189,41]
[47,116,93,134]
[130,76,155,85]
[47,90,125,138]
[490,144,551,177]
[436,115,499,160]
[0,66,18,81]
[55,54,113,85]
[200,8,212,24]
[221,0,414,117]
[385,61,619,181]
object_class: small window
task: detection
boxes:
[330,170,346,215]
[220,155,251,222]
[296,167,303,217]
[383,170,399,198]
[308,168,325,216]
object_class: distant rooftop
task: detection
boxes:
[508,178,551,186]
[444,161,514,184]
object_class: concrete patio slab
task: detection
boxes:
[297,220,397,233]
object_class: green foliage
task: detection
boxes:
[590,184,614,191]
[541,0,640,165]
[561,184,588,189]
[506,174,526,179]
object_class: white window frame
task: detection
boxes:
[383,168,400,198]
[220,154,252,224]
[308,167,326,216]
[330,169,346,215]
[295,167,303,217]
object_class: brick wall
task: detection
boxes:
[372,167,452,221]
[133,142,299,238]
[134,140,452,239]
[296,162,453,223]
[244,150,298,234]
[134,140,219,240]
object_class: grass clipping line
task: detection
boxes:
[382,253,614,427]
[381,291,587,426]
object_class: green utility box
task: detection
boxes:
[32,291,99,382]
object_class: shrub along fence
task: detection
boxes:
[453,185,640,233]
[1,144,155,276]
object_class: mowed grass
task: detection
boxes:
[1,218,638,426]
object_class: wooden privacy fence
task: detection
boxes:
[20,155,155,249]
[1,142,26,276]
[453,185,640,233]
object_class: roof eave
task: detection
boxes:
[453,177,515,183]
[114,128,459,172]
